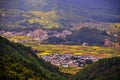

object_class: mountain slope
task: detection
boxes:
[0,9,61,31]
[0,0,120,31]
[0,0,120,10]
[72,57,120,80]
[0,36,67,80]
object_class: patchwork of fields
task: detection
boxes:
[25,42,120,57]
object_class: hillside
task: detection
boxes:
[0,36,67,80]
[0,0,120,10]
[0,0,120,80]
[0,9,61,31]
[72,57,120,80]
[0,0,120,31]
[45,27,111,45]
[66,27,110,45]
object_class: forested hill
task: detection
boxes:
[0,0,120,31]
[0,36,67,80]
[72,57,120,80]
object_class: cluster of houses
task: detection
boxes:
[0,29,72,44]
[52,30,72,38]
[0,30,48,43]
[42,54,99,67]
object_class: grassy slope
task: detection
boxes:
[72,57,120,80]
[0,36,67,80]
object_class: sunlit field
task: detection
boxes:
[25,42,120,58]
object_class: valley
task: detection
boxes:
[0,36,120,79]
[0,22,120,75]
[0,0,120,80]
[0,29,120,75]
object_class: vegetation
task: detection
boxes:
[45,36,65,44]
[0,0,120,79]
[0,0,120,31]
[0,9,61,31]
[59,67,83,75]
[44,27,114,45]
[0,36,67,80]
[28,11,61,29]
[66,27,110,45]
[72,57,120,80]
[9,36,30,41]
[109,23,120,44]
[25,43,120,57]
[0,35,120,80]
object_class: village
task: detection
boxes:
[0,29,114,46]
[0,29,72,44]
[42,54,99,67]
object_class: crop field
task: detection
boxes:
[25,42,120,58]
[9,36,30,41]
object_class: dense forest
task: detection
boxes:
[0,36,67,80]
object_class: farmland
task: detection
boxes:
[26,42,119,75]
[25,42,120,57]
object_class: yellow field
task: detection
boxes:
[25,42,120,58]
[9,36,30,41]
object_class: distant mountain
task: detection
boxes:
[0,0,45,11]
[0,0,120,10]
[0,0,120,31]
[72,57,120,80]
[0,36,67,80]
[59,0,120,9]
